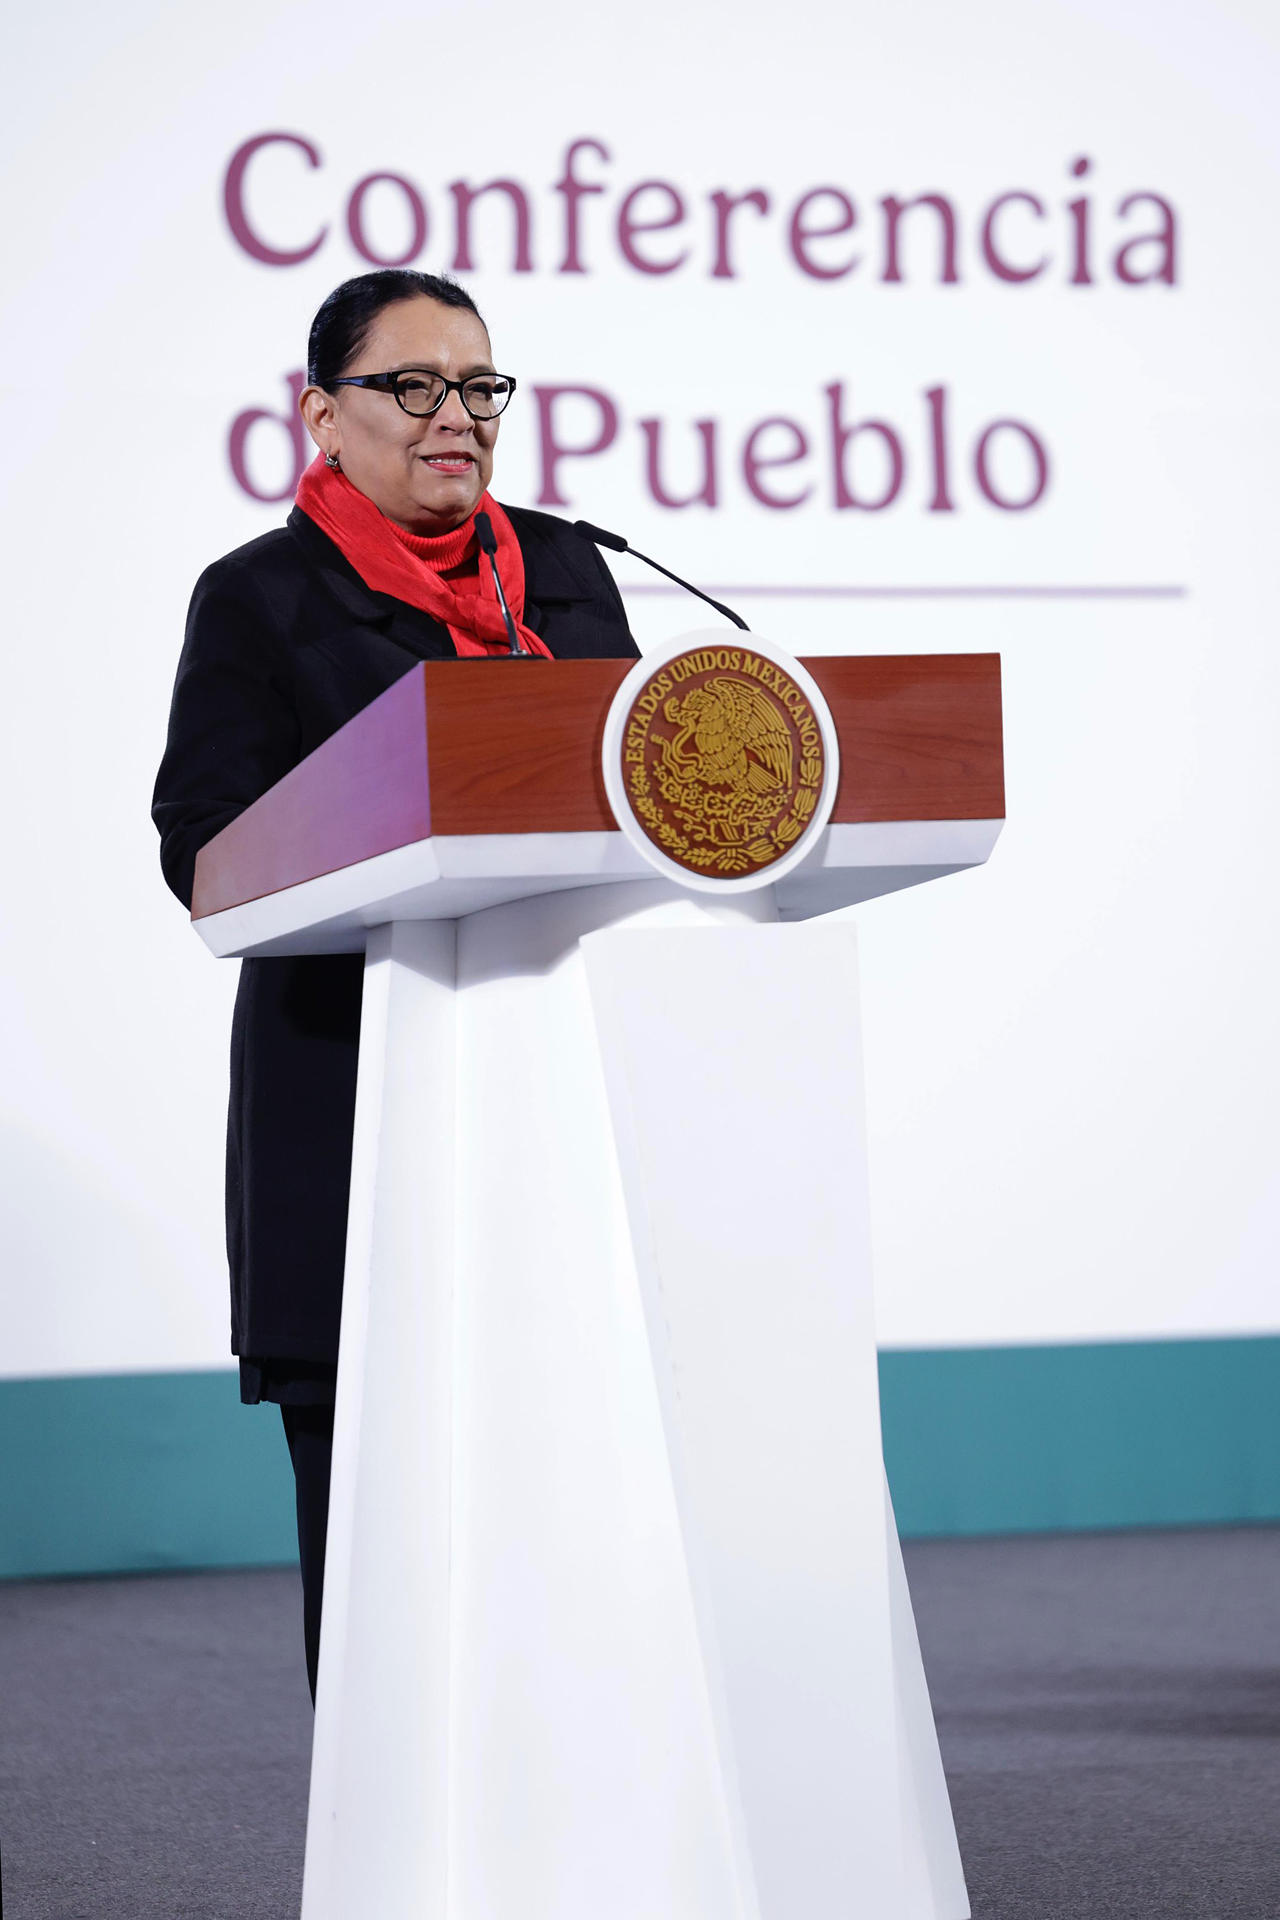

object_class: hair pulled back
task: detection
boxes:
[307,270,486,388]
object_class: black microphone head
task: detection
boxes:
[573,518,629,554]
[474,510,497,555]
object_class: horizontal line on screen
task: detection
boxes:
[619,583,1190,601]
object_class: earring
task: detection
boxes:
[325,451,340,469]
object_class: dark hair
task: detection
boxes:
[307,270,486,388]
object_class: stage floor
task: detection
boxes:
[2,1526,1277,1918]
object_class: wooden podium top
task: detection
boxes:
[192,654,1003,930]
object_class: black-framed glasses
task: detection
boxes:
[330,369,517,420]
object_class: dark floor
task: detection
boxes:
[1,1528,1277,1918]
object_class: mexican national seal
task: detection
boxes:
[603,636,838,887]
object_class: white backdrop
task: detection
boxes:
[2,0,1277,1376]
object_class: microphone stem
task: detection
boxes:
[571,521,748,631]
[623,548,749,631]
[475,510,526,654]
[488,556,524,654]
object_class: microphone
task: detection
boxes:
[475,510,527,655]
[573,521,749,632]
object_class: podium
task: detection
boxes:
[193,640,1003,1920]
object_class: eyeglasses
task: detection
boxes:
[329,369,517,420]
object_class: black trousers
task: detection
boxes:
[281,1403,335,1703]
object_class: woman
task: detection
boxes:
[153,270,639,1697]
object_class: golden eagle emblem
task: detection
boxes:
[660,677,794,796]
[618,645,827,878]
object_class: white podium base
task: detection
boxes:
[300,881,968,1920]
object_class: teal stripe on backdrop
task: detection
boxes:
[879,1336,1280,1536]
[0,1371,296,1580]
[2,1338,1279,1579]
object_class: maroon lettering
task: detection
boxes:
[1067,155,1092,286]
[924,385,954,512]
[450,178,533,272]
[710,189,770,279]
[974,420,1049,509]
[617,181,689,274]
[827,382,904,509]
[980,191,1047,283]
[881,194,959,284]
[789,188,859,280]
[555,137,609,273]
[228,371,308,502]
[533,385,619,506]
[223,132,326,266]
[346,173,427,267]
[641,419,719,507]
[1114,192,1177,284]
[742,418,811,509]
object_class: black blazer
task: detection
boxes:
[153,505,639,1363]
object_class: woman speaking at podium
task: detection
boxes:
[153,270,638,1696]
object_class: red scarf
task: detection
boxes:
[295,453,551,658]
